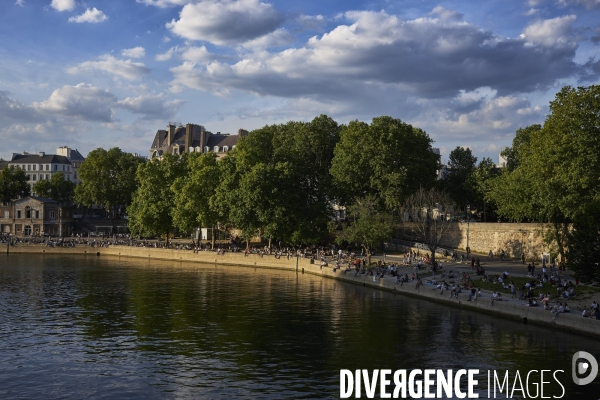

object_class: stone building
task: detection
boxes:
[149,122,248,160]
[0,196,73,237]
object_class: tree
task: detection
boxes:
[472,157,500,221]
[401,187,455,267]
[330,116,439,211]
[566,201,600,282]
[440,146,477,211]
[488,86,600,260]
[75,148,145,217]
[212,115,340,246]
[335,197,394,265]
[32,172,75,203]
[171,152,221,239]
[0,166,30,204]
[128,154,186,239]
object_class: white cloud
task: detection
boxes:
[15,0,25,7]
[32,83,117,122]
[68,55,150,80]
[181,46,221,63]
[117,94,185,119]
[557,0,600,9]
[525,8,540,15]
[121,47,146,58]
[166,0,284,45]
[136,0,192,7]
[520,15,577,48]
[242,29,295,49]
[527,0,548,5]
[0,91,46,124]
[69,8,108,24]
[428,6,464,22]
[51,0,75,12]
[155,46,180,61]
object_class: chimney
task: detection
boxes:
[238,129,249,137]
[38,152,45,157]
[167,124,176,147]
[185,124,192,152]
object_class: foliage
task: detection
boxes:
[171,152,221,234]
[31,172,75,203]
[335,197,394,259]
[472,157,500,221]
[565,200,600,282]
[401,187,455,266]
[75,147,145,214]
[439,146,477,210]
[0,166,30,204]
[212,115,340,245]
[330,116,439,211]
[128,154,186,238]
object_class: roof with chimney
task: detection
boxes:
[10,153,71,165]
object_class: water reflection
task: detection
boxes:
[0,254,598,399]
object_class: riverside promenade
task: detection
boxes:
[5,244,600,337]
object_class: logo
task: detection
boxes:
[572,351,598,386]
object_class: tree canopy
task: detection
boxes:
[75,147,145,214]
[0,166,30,204]
[32,172,75,203]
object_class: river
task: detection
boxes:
[0,254,598,399]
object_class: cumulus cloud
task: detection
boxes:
[557,0,600,9]
[15,0,25,7]
[166,0,284,45]
[428,6,464,22]
[241,28,295,49]
[520,15,577,48]
[0,91,46,124]
[117,94,185,119]
[155,46,180,61]
[121,47,146,58]
[169,9,581,101]
[136,0,191,7]
[32,83,117,122]
[68,55,150,80]
[69,8,108,24]
[51,0,75,12]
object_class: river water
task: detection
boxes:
[0,254,598,399]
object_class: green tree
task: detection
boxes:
[213,115,340,246]
[330,116,439,211]
[488,86,600,260]
[128,154,186,239]
[473,157,500,221]
[0,166,30,204]
[32,172,75,203]
[440,146,477,211]
[335,197,394,265]
[75,148,145,217]
[171,152,221,237]
[566,201,600,282]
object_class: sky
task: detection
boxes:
[1,0,599,164]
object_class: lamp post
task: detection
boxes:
[466,205,471,258]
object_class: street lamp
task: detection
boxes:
[466,205,471,258]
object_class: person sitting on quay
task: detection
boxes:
[468,287,477,302]
[490,291,502,305]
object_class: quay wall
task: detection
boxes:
[5,244,598,337]
[397,222,547,259]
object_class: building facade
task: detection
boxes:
[7,146,85,188]
[149,123,248,160]
[0,196,73,237]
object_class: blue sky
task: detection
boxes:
[1,0,599,164]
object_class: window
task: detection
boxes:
[50,211,55,219]
[27,165,31,171]
[3,211,9,218]
[189,147,194,153]
[33,165,36,171]
[232,145,236,150]
[74,173,77,179]
[67,166,70,172]
[46,164,49,171]
[223,146,229,152]
[32,174,36,181]
[46,174,50,180]
[17,210,21,218]
[204,146,209,153]
[54,165,57,171]
[62,165,65,171]
[35,211,39,219]
[25,209,30,219]
[214,146,220,152]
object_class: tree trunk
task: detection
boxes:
[211,225,215,250]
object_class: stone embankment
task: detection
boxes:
[5,244,599,337]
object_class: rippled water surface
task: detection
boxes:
[1,254,599,399]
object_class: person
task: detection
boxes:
[521,253,526,264]
[488,250,493,260]
[466,246,471,258]
[468,288,476,301]
[500,250,505,261]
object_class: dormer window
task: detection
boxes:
[204,146,210,153]
[189,147,195,153]
[195,146,201,153]
[214,146,220,152]
[223,146,229,152]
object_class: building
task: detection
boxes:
[56,146,85,184]
[149,122,248,160]
[0,196,73,237]
[9,152,73,187]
